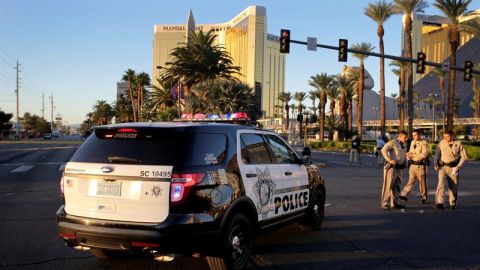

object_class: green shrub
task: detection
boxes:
[308,141,480,160]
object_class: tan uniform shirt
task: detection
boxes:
[381,139,407,165]
[408,140,429,162]
[434,140,468,168]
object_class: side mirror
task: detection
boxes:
[301,147,311,157]
[301,147,312,165]
[301,155,312,165]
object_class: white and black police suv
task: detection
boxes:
[56,122,326,270]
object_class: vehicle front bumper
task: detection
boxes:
[56,205,220,253]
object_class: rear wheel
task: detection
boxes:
[206,214,252,270]
[89,248,125,259]
[307,189,325,230]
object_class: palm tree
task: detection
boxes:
[431,68,448,130]
[161,30,240,96]
[122,69,137,122]
[216,80,255,114]
[278,92,292,132]
[390,60,408,130]
[294,92,307,138]
[351,42,374,138]
[326,78,340,122]
[136,72,151,121]
[114,95,131,123]
[308,90,317,117]
[346,69,360,134]
[365,0,397,137]
[325,115,340,141]
[433,0,472,130]
[461,16,480,36]
[394,0,429,134]
[92,100,114,125]
[309,73,334,141]
[151,78,174,113]
[336,75,355,134]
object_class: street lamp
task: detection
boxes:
[429,93,439,141]
[372,107,379,138]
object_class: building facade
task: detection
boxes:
[152,6,285,117]
[401,11,479,84]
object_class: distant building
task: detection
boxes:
[341,66,398,121]
[414,37,480,118]
[152,6,285,117]
[116,81,128,101]
[401,10,479,84]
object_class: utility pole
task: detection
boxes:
[15,61,20,122]
[49,93,54,133]
[41,93,45,119]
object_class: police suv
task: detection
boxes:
[56,122,326,270]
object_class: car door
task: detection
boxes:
[237,131,282,222]
[263,133,310,216]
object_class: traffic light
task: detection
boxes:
[279,29,290,54]
[416,52,426,74]
[464,61,473,81]
[338,39,348,62]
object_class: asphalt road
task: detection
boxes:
[1,139,480,270]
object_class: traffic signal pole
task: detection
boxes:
[287,38,480,75]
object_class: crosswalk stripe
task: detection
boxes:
[10,165,35,173]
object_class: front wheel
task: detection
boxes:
[307,189,325,230]
[206,213,253,270]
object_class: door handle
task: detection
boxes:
[284,171,293,176]
[246,173,257,178]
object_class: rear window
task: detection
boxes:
[70,128,227,166]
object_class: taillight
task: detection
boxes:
[170,173,205,205]
[60,172,65,196]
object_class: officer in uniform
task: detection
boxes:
[434,130,468,209]
[399,129,429,204]
[380,130,408,210]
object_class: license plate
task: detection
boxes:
[97,180,122,197]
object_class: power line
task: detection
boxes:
[0,54,14,68]
[0,46,16,67]
[0,71,15,82]
[0,68,15,79]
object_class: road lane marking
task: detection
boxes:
[0,162,65,166]
[10,165,35,173]
[0,146,78,152]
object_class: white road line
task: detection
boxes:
[10,165,35,173]
[0,162,65,166]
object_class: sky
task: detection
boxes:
[0,0,479,125]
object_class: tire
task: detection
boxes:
[307,189,325,230]
[206,214,253,270]
[89,248,124,259]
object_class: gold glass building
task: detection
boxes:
[402,11,479,83]
[152,6,285,117]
